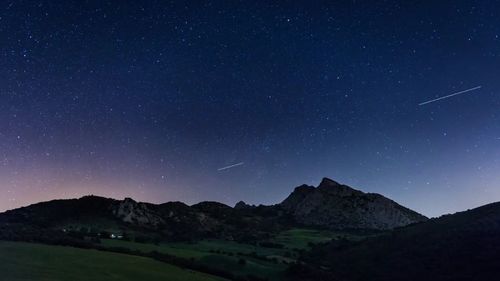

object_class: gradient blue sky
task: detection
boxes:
[0,0,499,217]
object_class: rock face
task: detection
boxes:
[280,178,427,230]
[112,198,165,227]
[111,199,221,236]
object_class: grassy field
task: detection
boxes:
[103,238,288,258]
[270,228,368,249]
[0,241,225,281]
[100,228,349,280]
[272,228,335,249]
[102,238,288,280]
[0,228,366,281]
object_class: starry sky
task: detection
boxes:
[1,1,499,217]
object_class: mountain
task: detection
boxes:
[0,178,426,245]
[0,198,283,244]
[293,202,500,281]
[1,178,498,281]
[280,178,427,230]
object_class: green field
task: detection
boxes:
[270,228,369,249]
[103,238,288,258]
[0,228,364,281]
[102,239,289,280]
[0,241,225,281]
[100,228,348,280]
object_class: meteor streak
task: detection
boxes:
[419,86,482,106]
[217,162,244,171]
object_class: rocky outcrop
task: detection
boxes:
[280,178,427,230]
[234,201,254,209]
[112,198,165,227]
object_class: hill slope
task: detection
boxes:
[295,202,500,281]
[0,195,286,243]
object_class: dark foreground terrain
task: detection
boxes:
[1,178,499,281]
[0,241,225,281]
[292,202,500,281]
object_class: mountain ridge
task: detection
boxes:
[0,178,427,243]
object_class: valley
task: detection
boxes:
[1,178,497,281]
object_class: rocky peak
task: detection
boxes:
[280,178,427,230]
[318,177,341,187]
[280,184,315,210]
[317,178,363,197]
[234,201,251,209]
[112,198,164,227]
[293,184,316,193]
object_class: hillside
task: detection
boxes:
[0,196,287,243]
[294,202,500,281]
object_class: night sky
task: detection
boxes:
[1,1,499,217]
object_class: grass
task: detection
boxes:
[272,228,337,249]
[0,241,225,281]
[102,239,289,280]
[100,228,356,280]
[103,238,287,257]
[198,254,284,280]
[273,228,373,250]
[103,239,208,258]
[0,228,365,281]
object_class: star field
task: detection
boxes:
[0,1,499,217]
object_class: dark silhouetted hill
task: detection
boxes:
[293,202,500,281]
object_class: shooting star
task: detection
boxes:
[217,162,244,171]
[419,86,482,106]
